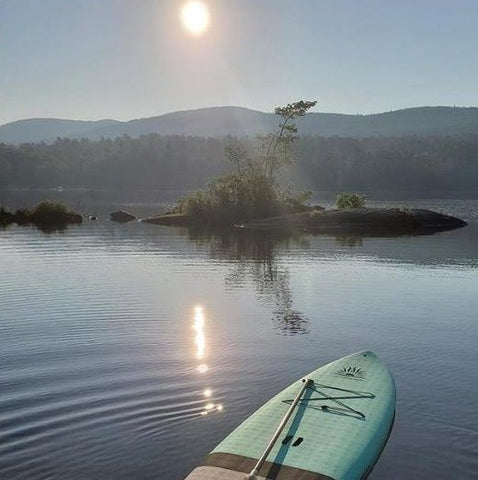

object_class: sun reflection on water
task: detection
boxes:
[192,305,224,416]
[196,363,208,374]
[193,306,205,360]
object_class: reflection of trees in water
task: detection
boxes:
[269,269,309,336]
[188,228,310,335]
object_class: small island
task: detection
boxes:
[0,201,82,231]
[141,101,467,235]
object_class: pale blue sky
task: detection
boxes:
[2,0,477,124]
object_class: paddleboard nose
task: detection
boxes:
[358,350,377,358]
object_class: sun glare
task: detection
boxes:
[181,1,210,35]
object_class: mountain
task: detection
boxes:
[1,106,477,144]
[299,106,478,137]
[0,118,121,144]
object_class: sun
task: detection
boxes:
[181,1,210,35]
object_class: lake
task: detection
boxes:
[1,193,477,479]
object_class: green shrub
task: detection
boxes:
[178,173,310,225]
[279,188,312,214]
[1,202,82,230]
[0,207,14,226]
[30,201,82,225]
[14,208,32,225]
[336,193,366,209]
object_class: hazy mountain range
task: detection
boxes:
[1,106,477,144]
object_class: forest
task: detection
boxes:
[1,133,477,195]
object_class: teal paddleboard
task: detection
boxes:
[185,351,395,480]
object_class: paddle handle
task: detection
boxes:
[246,377,313,479]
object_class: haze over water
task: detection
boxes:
[1,194,477,479]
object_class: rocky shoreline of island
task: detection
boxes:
[141,207,467,234]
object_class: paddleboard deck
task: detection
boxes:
[185,351,395,480]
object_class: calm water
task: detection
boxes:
[1,195,477,479]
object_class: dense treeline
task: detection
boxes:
[1,134,477,194]
[291,135,478,193]
[0,135,229,189]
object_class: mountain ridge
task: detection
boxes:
[1,106,477,144]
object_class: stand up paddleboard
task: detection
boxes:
[185,351,395,480]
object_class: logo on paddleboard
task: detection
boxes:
[336,366,366,380]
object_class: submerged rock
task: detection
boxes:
[110,210,136,223]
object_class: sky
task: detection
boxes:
[2,0,478,124]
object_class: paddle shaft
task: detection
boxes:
[246,378,313,479]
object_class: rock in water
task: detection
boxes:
[141,213,190,226]
[110,210,136,223]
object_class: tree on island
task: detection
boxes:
[260,100,317,180]
[177,100,317,226]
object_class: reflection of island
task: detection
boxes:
[190,230,310,335]
[192,306,223,415]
